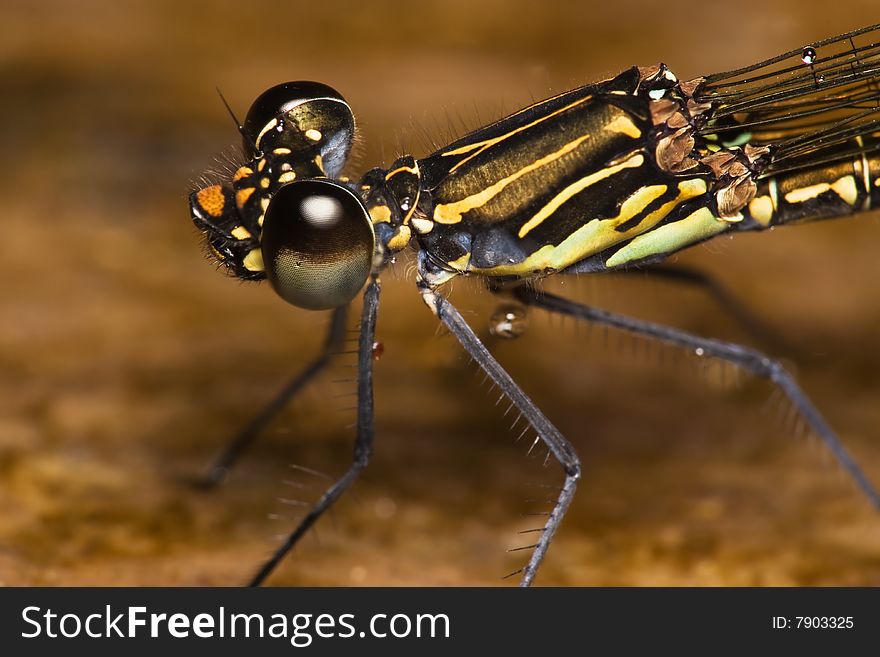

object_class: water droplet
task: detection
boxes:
[695,347,705,357]
[372,341,384,361]
[801,47,817,65]
[816,74,825,83]
[489,303,529,339]
[399,197,412,211]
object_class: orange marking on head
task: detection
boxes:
[233,166,254,182]
[196,185,226,218]
[236,187,256,209]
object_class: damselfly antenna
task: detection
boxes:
[216,87,259,156]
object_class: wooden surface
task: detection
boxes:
[1,0,879,586]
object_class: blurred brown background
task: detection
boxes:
[1,0,879,586]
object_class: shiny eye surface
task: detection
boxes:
[242,81,355,177]
[261,180,374,310]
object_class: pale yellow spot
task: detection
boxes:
[231,225,252,240]
[305,129,322,141]
[273,147,292,155]
[235,187,255,209]
[233,166,253,182]
[387,225,411,251]
[369,205,392,224]
[278,171,297,184]
[518,153,646,238]
[314,154,324,173]
[257,158,267,172]
[196,185,225,217]
[604,114,642,139]
[433,134,591,225]
[831,175,858,206]
[243,248,264,272]
[748,196,774,226]
[411,217,434,234]
[260,198,270,213]
[606,207,729,268]
[260,177,270,189]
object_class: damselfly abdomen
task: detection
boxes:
[188,25,880,586]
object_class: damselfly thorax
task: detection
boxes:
[188,25,880,586]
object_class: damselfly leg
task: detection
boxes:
[200,305,349,488]
[249,281,378,586]
[418,281,581,586]
[512,285,880,510]
[631,265,794,354]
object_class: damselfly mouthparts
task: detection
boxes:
[189,25,880,586]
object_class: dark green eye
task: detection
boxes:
[261,180,374,310]
[242,81,355,177]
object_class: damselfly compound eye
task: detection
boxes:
[261,180,374,310]
[242,81,355,176]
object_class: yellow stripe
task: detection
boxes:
[784,182,830,203]
[385,164,419,180]
[784,176,858,205]
[441,95,593,174]
[518,153,645,238]
[605,207,728,268]
[471,178,705,276]
[433,134,590,225]
[604,114,641,139]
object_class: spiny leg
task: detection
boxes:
[419,282,581,587]
[249,281,378,586]
[513,285,880,510]
[201,305,349,488]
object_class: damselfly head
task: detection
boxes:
[242,81,355,177]
[260,179,374,310]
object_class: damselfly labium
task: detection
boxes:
[188,24,880,586]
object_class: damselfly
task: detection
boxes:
[188,24,880,586]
